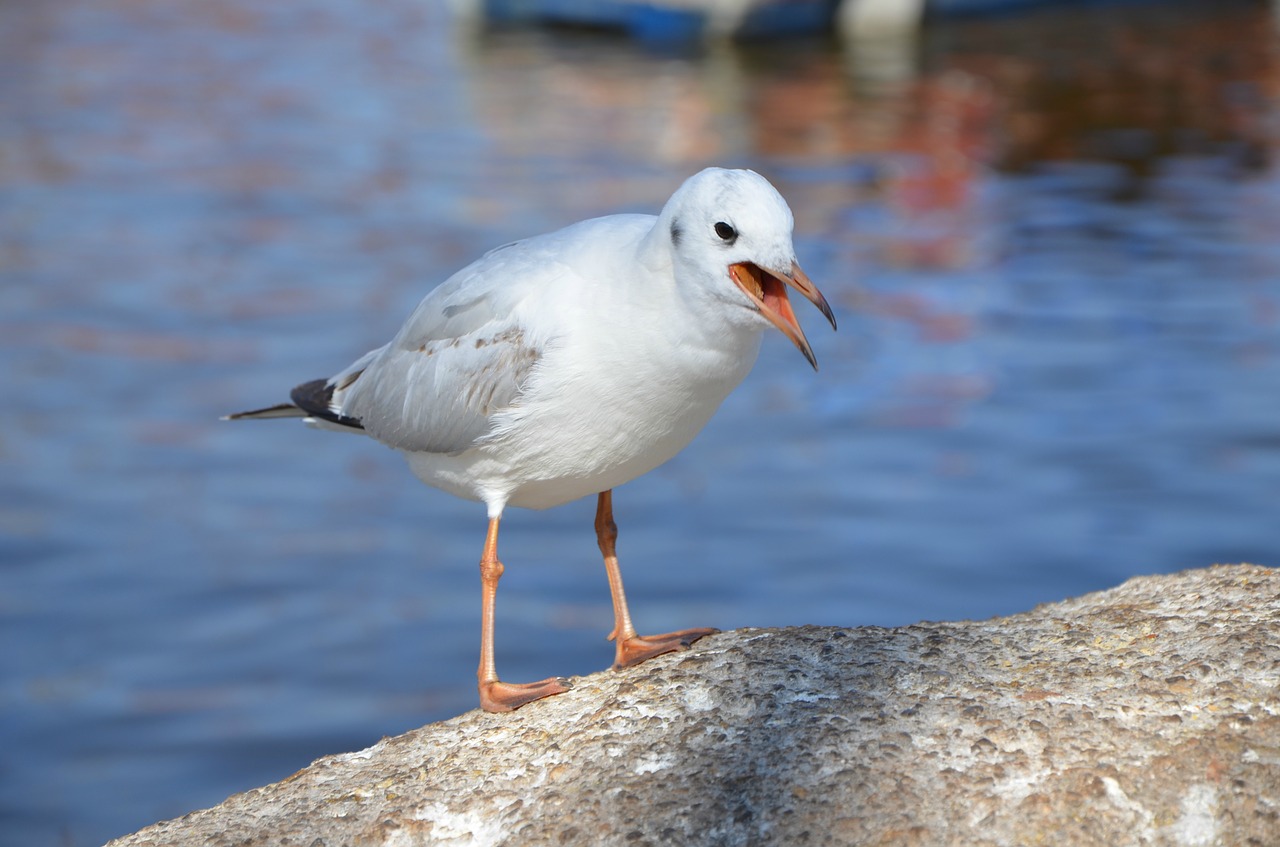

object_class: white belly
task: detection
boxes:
[405,332,761,513]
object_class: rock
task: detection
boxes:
[109,564,1279,847]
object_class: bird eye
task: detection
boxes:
[713,222,737,243]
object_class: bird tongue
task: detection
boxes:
[760,273,800,331]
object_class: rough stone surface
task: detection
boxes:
[109,564,1279,847]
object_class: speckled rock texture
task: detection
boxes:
[110,564,1278,847]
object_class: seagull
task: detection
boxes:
[227,167,836,712]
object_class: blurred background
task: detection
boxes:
[2,0,1278,843]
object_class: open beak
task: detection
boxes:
[729,260,837,370]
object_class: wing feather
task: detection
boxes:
[331,240,554,455]
[319,215,651,456]
[338,324,540,454]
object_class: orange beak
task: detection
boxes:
[729,260,836,370]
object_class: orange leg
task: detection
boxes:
[595,490,718,670]
[476,516,571,712]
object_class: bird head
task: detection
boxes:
[661,168,837,370]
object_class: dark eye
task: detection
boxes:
[713,221,737,243]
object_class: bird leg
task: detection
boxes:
[476,516,571,712]
[595,490,718,670]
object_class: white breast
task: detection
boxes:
[405,280,763,512]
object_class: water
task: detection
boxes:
[2,1,1277,844]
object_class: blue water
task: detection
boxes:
[2,1,1277,844]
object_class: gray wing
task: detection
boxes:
[332,239,559,455]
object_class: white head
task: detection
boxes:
[654,168,836,369]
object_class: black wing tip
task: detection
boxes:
[223,403,304,421]
[290,378,365,430]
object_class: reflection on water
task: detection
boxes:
[2,1,1278,844]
